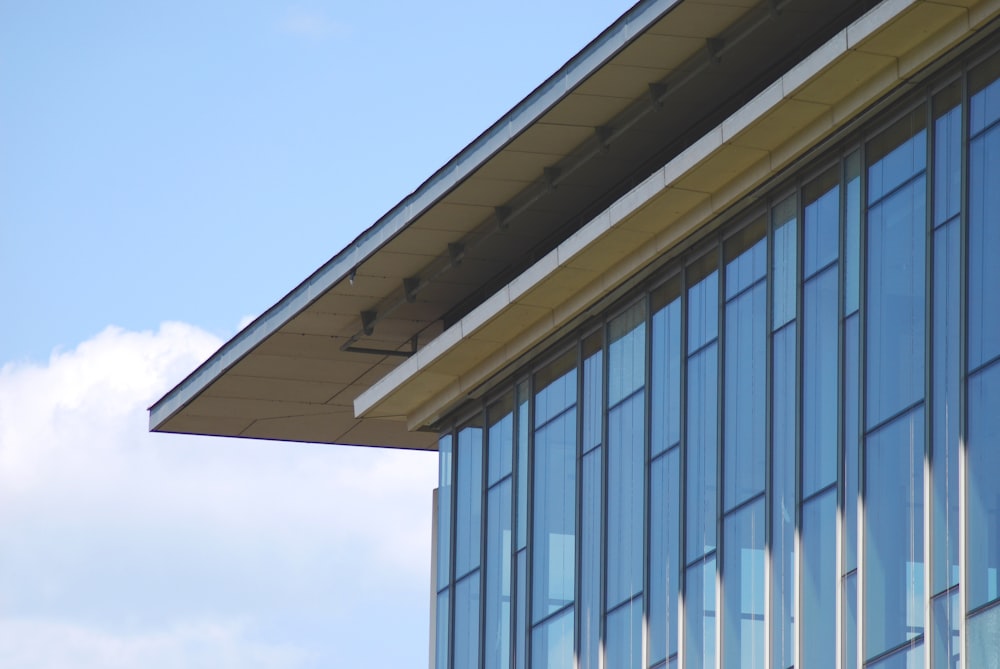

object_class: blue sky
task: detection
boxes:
[0,1,634,667]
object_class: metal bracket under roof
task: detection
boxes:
[343,334,419,359]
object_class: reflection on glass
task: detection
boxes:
[582,332,603,455]
[485,479,512,669]
[864,407,924,659]
[723,500,765,669]
[801,490,836,669]
[454,572,481,669]
[532,608,574,669]
[772,322,796,669]
[579,448,601,669]
[844,573,857,669]
[436,588,450,669]
[772,196,798,330]
[606,597,643,669]
[803,266,838,495]
[967,602,1000,669]
[865,643,924,669]
[931,589,959,669]
[438,434,453,588]
[649,448,680,666]
[687,344,718,560]
[651,280,681,456]
[844,314,860,573]
[968,91,1000,370]
[488,396,513,486]
[685,556,716,669]
[968,361,1000,611]
[845,152,861,315]
[456,423,484,578]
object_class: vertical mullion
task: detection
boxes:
[601,328,610,669]
[957,65,969,669]
[837,153,848,669]
[525,379,535,669]
[794,185,805,669]
[644,293,653,669]
[857,134,869,669]
[576,338,585,669]
[678,262,689,669]
[923,94,934,669]
[766,197,776,669]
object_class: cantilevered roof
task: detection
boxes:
[150,0,882,449]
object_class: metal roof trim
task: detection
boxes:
[149,0,682,432]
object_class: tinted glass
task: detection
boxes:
[651,282,682,455]
[579,448,601,669]
[606,597,643,669]
[844,313,860,572]
[967,602,1000,669]
[485,480,512,669]
[968,107,1000,370]
[803,265,839,495]
[649,449,680,665]
[531,608,574,669]
[723,499,766,669]
[931,589,960,669]
[438,434,453,587]
[772,197,798,330]
[488,396,514,485]
[772,322,796,669]
[968,361,1000,611]
[803,168,840,277]
[801,490,836,669]
[686,343,718,560]
[456,423,484,578]
[454,572,481,669]
[685,556,717,669]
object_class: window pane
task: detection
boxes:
[688,262,719,351]
[724,217,766,298]
[933,82,962,228]
[684,556,717,669]
[968,120,1000,370]
[515,549,527,669]
[606,597,643,669]
[649,448,680,665]
[803,266,839,495]
[845,152,861,315]
[535,351,577,428]
[532,608,574,669]
[439,434,453,588]
[844,313,860,573]
[772,196,798,330]
[967,602,1000,669]
[932,220,960,593]
[866,643,924,669]
[801,490,836,669]
[456,423,484,578]
[864,407,924,659]
[516,382,529,551]
[532,405,576,620]
[867,109,927,204]
[772,322,796,669]
[651,282,682,455]
[723,500,765,669]
[803,168,840,278]
[608,302,646,406]
[488,396,514,486]
[844,573,857,669]
[931,589,960,669]
[866,167,926,427]
[969,51,1000,134]
[436,588,450,669]
[687,343,718,560]
[455,572,481,669]
[485,480,512,669]
[582,332,603,455]
[724,278,766,509]
[608,391,645,607]
[579,448,601,669]
[968,361,1000,611]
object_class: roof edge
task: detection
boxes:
[149,0,682,433]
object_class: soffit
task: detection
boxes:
[356,0,1000,433]
[150,0,871,449]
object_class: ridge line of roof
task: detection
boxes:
[149,0,682,430]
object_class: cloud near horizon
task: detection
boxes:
[0,323,437,668]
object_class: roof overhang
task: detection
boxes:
[149,0,988,449]
[355,0,1000,432]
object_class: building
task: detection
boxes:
[150,0,1000,667]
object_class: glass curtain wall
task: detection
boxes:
[432,43,1000,669]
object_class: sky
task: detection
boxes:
[0,1,636,667]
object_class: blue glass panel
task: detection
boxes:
[436,588,450,669]
[867,113,926,205]
[684,556,717,669]
[579,448,602,669]
[967,602,1000,669]
[651,286,681,455]
[533,408,576,620]
[968,361,1000,611]
[803,266,839,495]
[438,434,453,588]
[608,391,645,607]
[801,490,836,669]
[516,382,529,550]
[606,597,643,669]
[535,351,577,428]
[866,643,924,669]
[803,173,839,278]
[771,322,796,669]
[687,343,718,560]
[488,397,514,486]
[688,268,719,351]
[485,480,512,669]
[454,571,481,669]
[845,152,861,315]
[864,407,924,660]
[968,124,1000,370]
[724,280,766,509]
[932,220,960,593]
[515,549,527,669]
[725,221,766,298]
[844,313,860,573]
[608,303,646,406]
[723,499,766,669]
[866,170,926,427]
[582,334,603,455]
[456,424,484,578]
[772,198,798,330]
[931,589,960,669]
[531,608,574,669]
[933,84,962,228]
[970,52,1000,134]
[649,448,680,665]
[844,573,857,669]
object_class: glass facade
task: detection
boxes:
[433,43,1000,669]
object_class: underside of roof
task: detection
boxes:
[150,0,992,449]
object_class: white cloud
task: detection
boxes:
[0,323,437,667]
